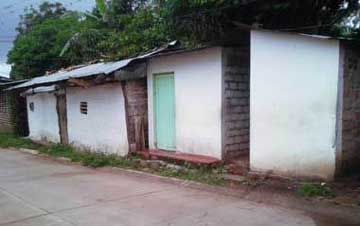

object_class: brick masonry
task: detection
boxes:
[222,47,250,160]
[0,91,12,133]
[122,78,148,152]
[340,43,360,173]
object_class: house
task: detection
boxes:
[0,76,13,132]
[250,30,360,179]
[0,77,29,133]
[8,29,360,180]
[147,46,250,161]
[9,43,179,155]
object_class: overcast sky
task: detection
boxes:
[0,0,95,77]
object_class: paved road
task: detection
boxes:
[0,149,323,226]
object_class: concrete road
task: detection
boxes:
[0,149,335,226]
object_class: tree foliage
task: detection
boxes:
[61,0,170,60]
[8,3,76,80]
[8,0,360,80]
[161,0,360,42]
[8,15,86,80]
[17,2,67,35]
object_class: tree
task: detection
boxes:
[8,15,85,80]
[8,2,111,80]
[17,2,67,35]
[97,5,171,59]
[161,0,360,43]
[61,0,171,60]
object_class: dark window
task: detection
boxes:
[29,102,34,112]
[80,102,88,115]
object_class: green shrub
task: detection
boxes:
[0,133,38,149]
[81,152,110,168]
[296,183,334,198]
[159,165,225,186]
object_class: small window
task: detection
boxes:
[29,102,34,112]
[80,102,88,115]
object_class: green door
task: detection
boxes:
[154,73,176,150]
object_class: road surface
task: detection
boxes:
[0,148,347,226]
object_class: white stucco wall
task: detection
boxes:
[27,93,60,143]
[147,47,223,159]
[250,30,340,180]
[66,83,129,156]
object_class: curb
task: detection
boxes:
[18,148,39,155]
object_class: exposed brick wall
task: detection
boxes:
[122,78,148,152]
[341,43,360,173]
[222,47,250,160]
[0,92,12,133]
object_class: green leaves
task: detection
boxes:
[8,15,84,80]
[296,183,334,198]
[95,0,107,17]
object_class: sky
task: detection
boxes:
[0,0,95,77]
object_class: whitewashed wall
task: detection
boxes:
[147,48,223,159]
[27,93,60,143]
[250,30,340,180]
[66,83,129,155]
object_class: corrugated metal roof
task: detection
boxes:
[0,76,11,83]
[8,41,177,90]
[21,85,57,96]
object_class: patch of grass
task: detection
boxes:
[40,144,82,161]
[0,133,40,149]
[157,164,225,186]
[0,133,225,186]
[40,144,139,168]
[296,182,334,198]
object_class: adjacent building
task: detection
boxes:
[0,76,12,133]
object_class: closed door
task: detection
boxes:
[154,73,175,150]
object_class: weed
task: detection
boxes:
[158,165,225,186]
[81,153,109,168]
[0,133,40,149]
[0,133,225,186]
[296,182,334,198]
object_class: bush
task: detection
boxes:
[296,183,334,198]
[81,152,111,168]
[0,133,37,149]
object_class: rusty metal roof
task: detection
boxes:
[8,41,178,90]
